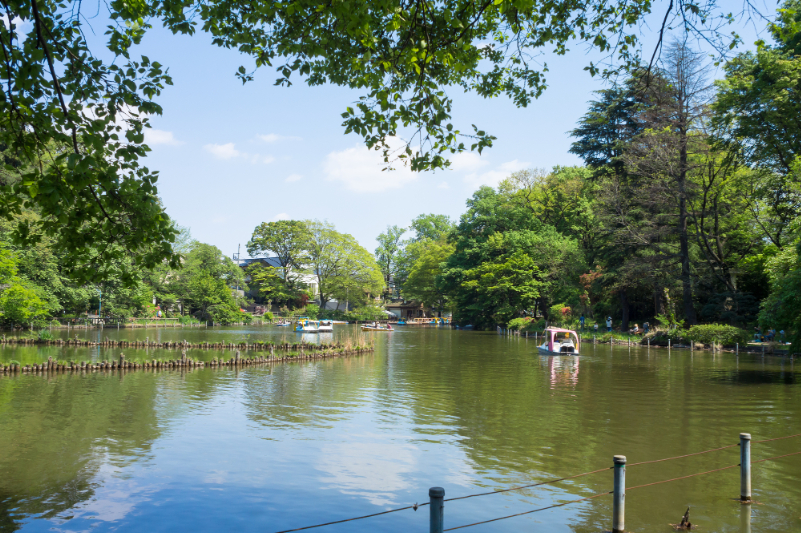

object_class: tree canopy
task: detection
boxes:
[0,0,756,275]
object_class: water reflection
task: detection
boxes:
[0,328,798,533]
[542,355,580,389]
[741,503,752,533]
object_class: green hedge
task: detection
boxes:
[685,324,750,346]
[507,317,546,332]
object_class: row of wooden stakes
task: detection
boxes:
[0,348,374,374]
[0,338,348,351]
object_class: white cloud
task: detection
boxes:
[250,154,275,164]
[437,182,449,189]
[258,133,302,143]
[273,213,290,221]
[286,174,303,183]
[204,142,275,163]
[1,15,29,42]
[204,143,242,160]
[450,152,490,173]
[463,159,530,188]
[145,129,183,146]
[323,140,418,192]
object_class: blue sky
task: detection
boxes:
[104,3,776,259]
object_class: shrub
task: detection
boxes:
[685,324,750,346]
[305,304,321,319]
[37,329,54,341]
[507,317,532,330]
[507,317,546,332]
[319,309,349,321]
[549,303,572,325]
[347,305,387,322]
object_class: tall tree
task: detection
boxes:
[247,220,310,285]
[409,214,455,242]
[621,41,712,325]
[176,242,247,322]
[375,225,407,299]
[403,239,455,315]
[569,80,645,177]
[712,0,801,249]
[305,220,381,310]
[441,186,582,328]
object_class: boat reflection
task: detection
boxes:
[540,355,580,389]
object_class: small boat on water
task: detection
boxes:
[361,322,394,332]
[275,320,291,327]
[319,319,334,332]
[538,327,580,356]
[397,319,407,325]
[295,317,320,333]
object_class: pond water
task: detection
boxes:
[0,326,798,533]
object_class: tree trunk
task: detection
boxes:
[679,134,697,325]
[620,289,630,331]
[654,289,665,317]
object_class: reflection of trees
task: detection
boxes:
[241,354,380,428]
[0,373,164,529]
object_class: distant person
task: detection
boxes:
[631,324,640,334]
[780,329,786,343]
[643,322,650,334]
[606,316,612,332]
[594,323,598,333]
[579,314,585,331]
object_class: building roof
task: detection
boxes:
[238,257,282,268]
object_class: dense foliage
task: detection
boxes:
[378,7,801,352]
[685,324,751,346]
[246,219,384,316]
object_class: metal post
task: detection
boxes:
[668,338,671,351]
[613,455,626,533]
[736,343,739,355]
[429,487,444,533]
[740,433,751,501]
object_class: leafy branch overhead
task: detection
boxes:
[0,0,758,278]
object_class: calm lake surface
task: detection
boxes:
[0,325,798,532]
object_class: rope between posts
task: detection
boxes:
[272,466,611,532]
[444,467,612,502]
[442,491,612,531]
[273,504,428,533]
[627,464,741,491]
[627,443,740,467]
[752,433,801,444]
[627,432,801,468]
[751,450,801,463]
[627,450,801,493]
